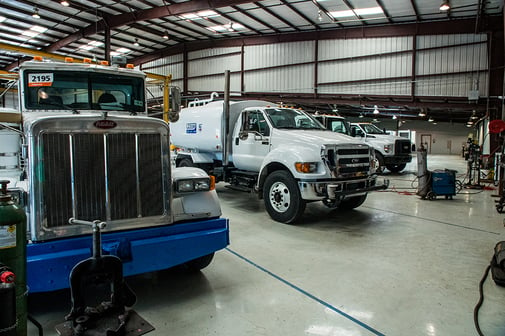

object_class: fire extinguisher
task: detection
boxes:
[0,181,27,336]
[0,263,16,336]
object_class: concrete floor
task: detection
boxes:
[28,154,505,336]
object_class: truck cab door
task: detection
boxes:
[232,110,271,171]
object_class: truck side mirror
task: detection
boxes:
[238,131,249,140]
[170,86,181,113]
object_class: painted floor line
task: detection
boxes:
[226,247,386,336]
[364,206,500,235]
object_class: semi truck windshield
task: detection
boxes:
[24,70,145,113]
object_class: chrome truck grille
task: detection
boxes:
[324,145,371,178]
[29,117,172,241]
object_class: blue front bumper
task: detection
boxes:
[27,218,229,293]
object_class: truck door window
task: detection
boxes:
[330,121,345,134]
[245,111,270,136]
[351,125,364,136]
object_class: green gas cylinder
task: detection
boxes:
[0,180,27,336]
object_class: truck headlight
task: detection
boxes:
[175,176,215,192]
[384,145,392,153]
[295,162,317,173]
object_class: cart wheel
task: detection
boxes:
[427,191,436,200]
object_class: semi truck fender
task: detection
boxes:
[257,145,323,196]
[172,167,222,220]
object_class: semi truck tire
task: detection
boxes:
[177,253,214,272]
[338,194,367,210]
[386,163,406,173]
[263,170,306,224]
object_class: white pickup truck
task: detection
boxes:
[170,99,388,223]
[350,122,413,173]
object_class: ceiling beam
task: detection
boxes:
[45,0,256,52]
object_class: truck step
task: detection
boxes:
[225,184,253,192]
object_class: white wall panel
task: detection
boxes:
[318,53,412,83]
[244,64,314,93]
[416,34,487,49]
[188,73,241,93]
[189,54,241,77]
[415,72,488,97]
[244,41,315,70]
[416,42,487,75]
[319,37,412,61]
[143,54,183,68]
[318,79,411,96]
[146,63,184,81]
[188,47,241,60]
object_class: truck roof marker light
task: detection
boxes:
[126,64,134,69]
[33,56,43,61]
[100,60,109,66]
[65,57,74,62]
[83,58,92,64]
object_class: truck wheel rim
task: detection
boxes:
[269,181,290,213]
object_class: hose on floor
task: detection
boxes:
[473,262,491,336]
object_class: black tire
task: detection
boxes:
[178,253,214,273]
[263,170,306,224]
[386,163,407,173]
[177,157,195,167]
[375,152,385,173]
[339,194,367,210]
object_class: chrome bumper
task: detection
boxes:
[299,177,389,201]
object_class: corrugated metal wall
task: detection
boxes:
[140,33,489,100]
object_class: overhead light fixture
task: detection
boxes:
[373,105,379,114]
[471,110,479,120]
[428,117,434,122]
[60,0,70,6]
[0,16,6,23]
[318,10,323,22]
[227,22,234,32]
[392,115,397,120]
[32,7,40,19]
[439,0,450,11]
[163,31,169,39]
[418,109,426,117]
[359,113,364,118]
[133,38,139,46]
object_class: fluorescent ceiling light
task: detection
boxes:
[0,16,6,23]
[31,25,47,33]
[88,40,103,46]
[22,30,39,37]
[329,10,355,18]
[110,51,120,56]
[207,23,244,33]
[78,45,94,50]
[116,47,131,53]
[198,10,218,17]
[330,6,383,19]
[355,7,383,15]
[180,10,218,20]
